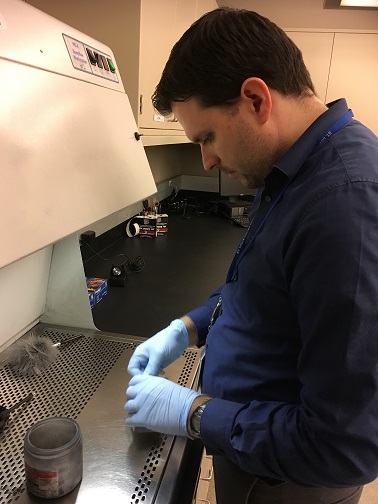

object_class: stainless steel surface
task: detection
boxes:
[0,324,201,504]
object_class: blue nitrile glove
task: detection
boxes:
[127,319,189,377]
[125,374,199,436]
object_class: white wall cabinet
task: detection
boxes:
[326,32,378,134]
[286,30,377,134]
[138,0,218,142]
[138,0,195,132]
[285,31,334,102]
[138,0,217,134]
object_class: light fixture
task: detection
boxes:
[324,0,378,7]
[341,0,378,5]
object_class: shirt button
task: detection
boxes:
[265,195,271,202]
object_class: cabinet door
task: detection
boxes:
[196,0,218,18]
[285,31,334,102]
[326,33,378,135]
[139,0,176,130]
[138,0,216,133]
[176,0,197,39]
[139,0,195,131]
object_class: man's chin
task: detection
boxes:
[228,171,239,180]
[240,177,262,190]
[239,175,253,188]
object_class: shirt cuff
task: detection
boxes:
[200,397,243,458]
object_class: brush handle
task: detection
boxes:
[0,393,33,431]
[52,334,84,348]
[8,392,34,413]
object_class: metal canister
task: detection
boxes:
[24,417,83,498]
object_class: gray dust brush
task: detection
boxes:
[4,332,83,376]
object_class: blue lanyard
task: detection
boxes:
[318,109,354,144]
[226,181,290,282]
[225,109,354,284]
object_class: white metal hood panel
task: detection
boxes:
[0,0,122,91]
[0,0,156,269]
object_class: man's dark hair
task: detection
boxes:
[152,7,316,116]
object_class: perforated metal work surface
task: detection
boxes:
[0,325,201,504]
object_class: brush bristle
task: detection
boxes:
[6,333,59,376]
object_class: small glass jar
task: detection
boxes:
[24,417,83,499]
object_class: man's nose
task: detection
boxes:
[201,145,220,172]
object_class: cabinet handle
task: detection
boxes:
[139,95,143,114]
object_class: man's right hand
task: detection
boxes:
[127,319,189,376]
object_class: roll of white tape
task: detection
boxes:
[126,220,140,238]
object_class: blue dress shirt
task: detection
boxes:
[187,99,378,487]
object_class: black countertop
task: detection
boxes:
[84,212,245,337]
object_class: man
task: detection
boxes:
[125,8,378,504]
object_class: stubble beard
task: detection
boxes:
[220,157,271,190]
[229,121,276,189]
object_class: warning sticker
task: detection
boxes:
[63,34,119,83]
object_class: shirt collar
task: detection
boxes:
[268,98,350,184]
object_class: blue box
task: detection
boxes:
[88,289,95,309]
[86,277,108,308]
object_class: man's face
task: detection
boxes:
[172,98,275,189]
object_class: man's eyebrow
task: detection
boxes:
[192,131,211,144]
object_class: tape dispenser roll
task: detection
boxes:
[126,219,140,238]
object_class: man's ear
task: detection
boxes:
[240,78,272,124]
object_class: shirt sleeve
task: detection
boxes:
[200,181,378,487]
[187,286,222,347]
